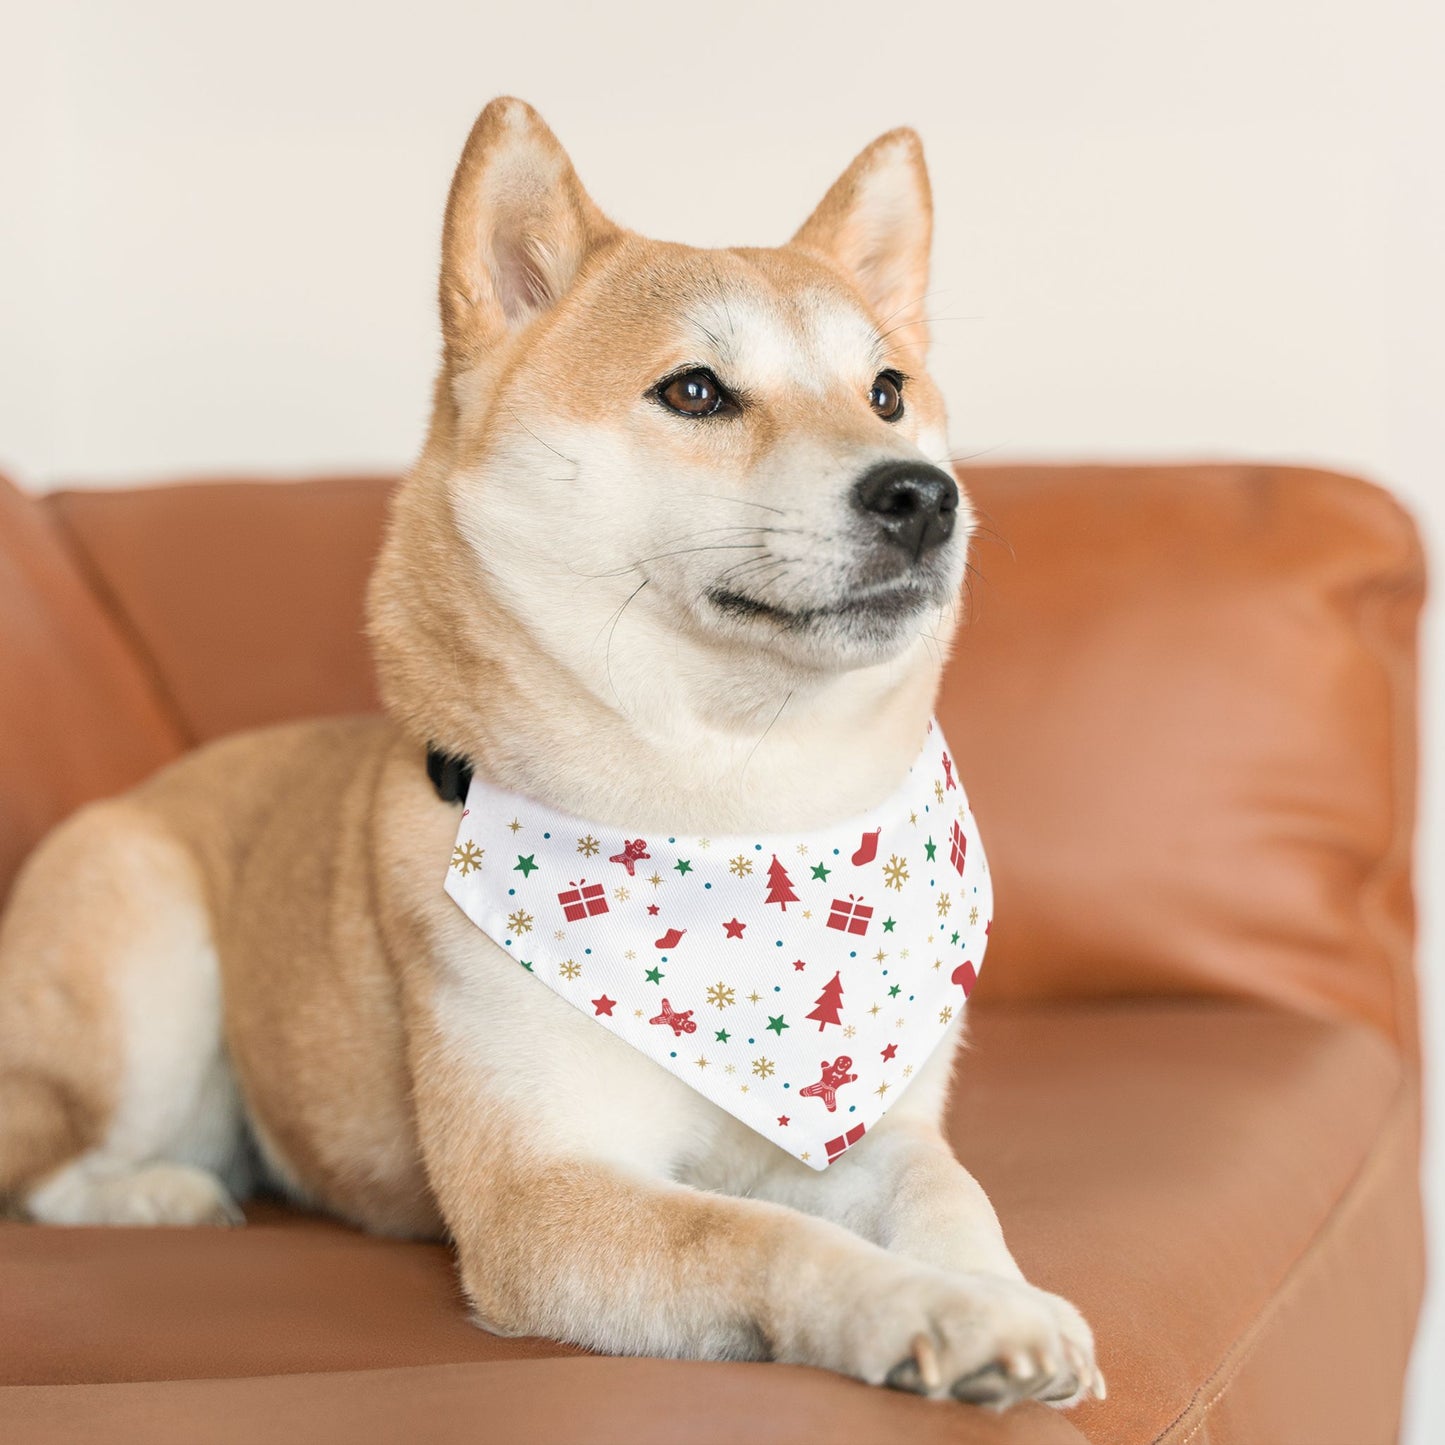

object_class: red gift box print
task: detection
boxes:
[949,820,967,876]
[826,895,872,935]
[558,879,609,922]
[825,1122,867,1161]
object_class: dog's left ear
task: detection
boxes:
[790,129,933,351]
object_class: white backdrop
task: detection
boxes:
[1,2,1440,1435]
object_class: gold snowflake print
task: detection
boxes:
[934,781,945,803]
[576,834,600,858]
[728,854,754,879]
[751,1057,775,1079]
[558,959,581,980]
[450,841,485,875]
[623,949,636,960]
[909,810,918,825]
[724,1063,736,1074]
[843,1025,857,1039]
[553,929,566,941]
[899,948,910,959]
[740,1083,750,1093]
[697,838,711,849]
[903,1064,913,1077]
[707,982,736,1009]
[969,906,980,925]
[939,1005,954,1024]
[883,854,909,891]
[796,842,809,855]
[895,1017,906,1027]
[933,957,944,971]
[507,908,534,936]
[614,886,631,902]
[936,892,952,918]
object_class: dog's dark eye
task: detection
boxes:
[869,371,905,421]
[657,368,729,417]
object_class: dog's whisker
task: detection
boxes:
[570,542,774,581]
[597,577,650,708]
[740,687,794,780]
[681,493,791,516]
[501,402,580,469]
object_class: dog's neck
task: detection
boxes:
[464,627,940,835]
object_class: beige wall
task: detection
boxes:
[1,2,1441,1436]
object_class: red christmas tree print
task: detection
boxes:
[764,854,798,911]
[805,970,845,1030]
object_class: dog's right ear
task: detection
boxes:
[439,98,617,366]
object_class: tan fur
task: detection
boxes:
[0,98,1101,1405]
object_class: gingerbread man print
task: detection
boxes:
[649,999,697,1036]
[798,1055,858,1112]
[609,839,651,876]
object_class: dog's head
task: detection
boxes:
[370,99,971,769]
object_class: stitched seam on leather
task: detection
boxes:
[44,497,199,749]
[1149,1078,1410,1445]
[1352,545,1427,1070]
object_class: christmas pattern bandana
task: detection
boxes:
[444,720,990,1170]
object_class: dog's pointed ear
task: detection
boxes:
[440,98,618,365]
[790,128,933,351]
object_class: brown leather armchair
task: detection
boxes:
[0,463,1425,1444]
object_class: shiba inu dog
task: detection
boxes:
[0,97,1102,1408]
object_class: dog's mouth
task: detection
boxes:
[706,578,936,630]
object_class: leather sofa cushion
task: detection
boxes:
[0,474,183,901]
[943,464,1421,1051]
[45,476,388,744]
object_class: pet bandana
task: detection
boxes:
[443,720,990,1169]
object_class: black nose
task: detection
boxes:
[852,460,960,560]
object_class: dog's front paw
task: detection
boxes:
[837,1268,1104,1409]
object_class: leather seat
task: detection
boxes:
[0,464,1425,1443]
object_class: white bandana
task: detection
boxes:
[443,720,990,1170]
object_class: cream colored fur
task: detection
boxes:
[0,98,1101,1408]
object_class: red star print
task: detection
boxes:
[647,904,660,915]
[592,996,616,1016]
[881,1042,898,1061]
[723,918,746,939]
[777,1116,790,1127]
[792,959,807,971]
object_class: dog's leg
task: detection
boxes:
[751,1043,1104,1406]
[0,800,247,1225]
[411,1001,1096,1404]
